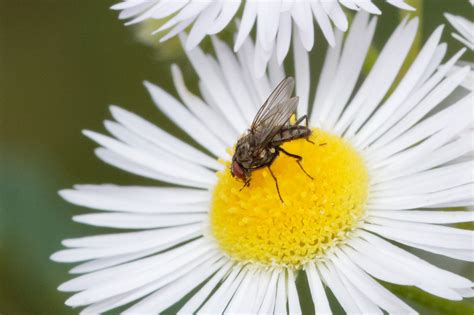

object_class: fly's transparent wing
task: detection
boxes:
[251,77,295,132]
[253,97,299,145]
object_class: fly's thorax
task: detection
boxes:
[234,134,254,166]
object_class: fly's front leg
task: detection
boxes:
[239,179,251,191]
[279,147,314,180]
[267,166,284,203]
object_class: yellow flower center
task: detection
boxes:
[210,129,369,268]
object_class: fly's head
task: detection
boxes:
[231,136,252,181]
[231,134,277,181]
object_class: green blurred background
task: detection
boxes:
[0,0,472,314]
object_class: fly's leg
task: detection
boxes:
[294,115,309,126]
[239,179,251,191]
[267,166,284,203]
[295,115,315,144]
[279,147,314,180]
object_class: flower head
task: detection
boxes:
[53,12,473,314]
[111,0,414,76]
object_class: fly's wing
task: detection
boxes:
[253,96,299,145]
[251,77,295,133]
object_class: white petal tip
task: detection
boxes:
[58,189,74,201]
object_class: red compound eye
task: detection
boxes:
[231,161,246,181]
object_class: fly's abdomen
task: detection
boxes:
[271,126,311,146]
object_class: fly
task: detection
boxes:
[231,77,317,203]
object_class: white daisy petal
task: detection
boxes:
[276,12,292,65]
[399,242,474,262]
[69,246,162,274]
[293,29,310,116]
[267,52,286,88]
[415,43,448,89]
[95,147,204,186]
[72,212,205,229]
[256,0,281,53]
[150,1,189,19]
[320,0,348,32]
[311,0,336,47]
[158,18,193,41]
[59,187,209,213]
[208,1,240,35]
[311,30,343,125]
[185,2,222,50]
[273,270,288,314]
[233,0,257,51]
[292,1,314,51]
[156,1,211,34]
[287,270,302,315]
[305,262,331,314]
[371,210,474,224]
[258,269,280,313]
[455,288,474,298]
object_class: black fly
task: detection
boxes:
[230,77,314,203]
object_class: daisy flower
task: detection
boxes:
[111,0,414,76]
[52,12,474,314]
[444,10,473,90]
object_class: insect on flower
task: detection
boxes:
[231,77,317,202]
